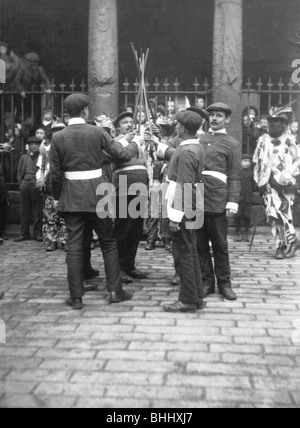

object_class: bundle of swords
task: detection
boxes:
[130,43,158,163]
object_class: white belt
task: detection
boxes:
[65,169,103,180]
[114,165,147,174]
[202,170,228,184]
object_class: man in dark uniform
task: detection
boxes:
[49,94,139,310]
[198,103,242,301]
[156,111,205,313]
[112,112,149,283]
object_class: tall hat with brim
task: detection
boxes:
[207,102,233,117]
[113,111,134,128]
[176,110,203,133]
[187,107,209,122]
[64,93,91,115]
[27,136,43,145]
[24,53,40,63]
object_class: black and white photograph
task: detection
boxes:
[0,0,300,410]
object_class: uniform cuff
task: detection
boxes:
[226,202,239,214]
[167,206,185,223]
[157,142,169,159]
[119,138,130,148]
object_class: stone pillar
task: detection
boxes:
[213,0,243,142]
[88,0,119,118]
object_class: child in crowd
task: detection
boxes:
[290,121,299,145]
[14,137,43,242]
[235,154,256,243]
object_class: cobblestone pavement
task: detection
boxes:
[0,226,300,408]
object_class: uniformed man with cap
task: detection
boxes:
[49,93,140,310]
[197,102,242,301]
[15,136,44,243]
[159,110,205,313]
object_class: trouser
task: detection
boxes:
[197,213,232,291]
[172,219,203,305]
[83,223,98,277]
[0,201,7,236]
[235,202,252,231]
[146,218,159,243]
[20,181,42,238]
[63,213,123,299]
[115,195,145,272]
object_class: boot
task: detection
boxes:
[171,273,180,286]
[243,228,251,243]
[276,247,286,260]
[285,241,300,259]
[234,230,243,242]
[163,238,172,252]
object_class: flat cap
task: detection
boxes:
[176,110,203,132]
[27,136,42,144]
[64,93,91,115]
[113,111,134,128]
[207,102,232,116]
[0,41,8,48]
[187,107,209,122]
[24,52,40,63]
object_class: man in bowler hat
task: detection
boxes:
[49,93,139,310]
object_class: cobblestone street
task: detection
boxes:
[0,226,300,408]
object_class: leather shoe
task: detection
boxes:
[109,290,133,304]
[285,241,300,259]
[126,269,148,279]
[163,301,197,313]
[65,298,84,310]
[163,239,172,252]
[121,271,133,284]
[83,283,98,293]
[14,235,30,243]
[234,231,243,242]
[197,299,205,310]
[220,288,237,301]
[171,274,180,286]
[0,292,4,300]
[145,242,155,251]
[84,269,100,280]
[46,243,57,252]
[203,286,215,298]
[276,247,286,260]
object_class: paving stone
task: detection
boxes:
[0,226,299,408]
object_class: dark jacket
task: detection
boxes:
[199,132,242,213]
[15,63,51,92]
[49,122,138,212]
[240,168,256,203]
[0,176,8,205]
[17,153,39,186]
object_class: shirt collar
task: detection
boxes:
[180,139,200,146]
[68,118,86,126]
[209,128,227,135]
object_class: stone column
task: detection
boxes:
[88,0,119,119]
[213,0,243,142]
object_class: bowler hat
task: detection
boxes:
[207,102,232,117]
[27,136,42,145]
[113,111,134,128]
[176,110,203,132]
[64,93,91,115]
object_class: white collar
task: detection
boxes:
[209,128,227,135]
[180,139,200,146]
[68,118,86,126]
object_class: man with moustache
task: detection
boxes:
[253,114,300,260]
[112,111,149,283]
